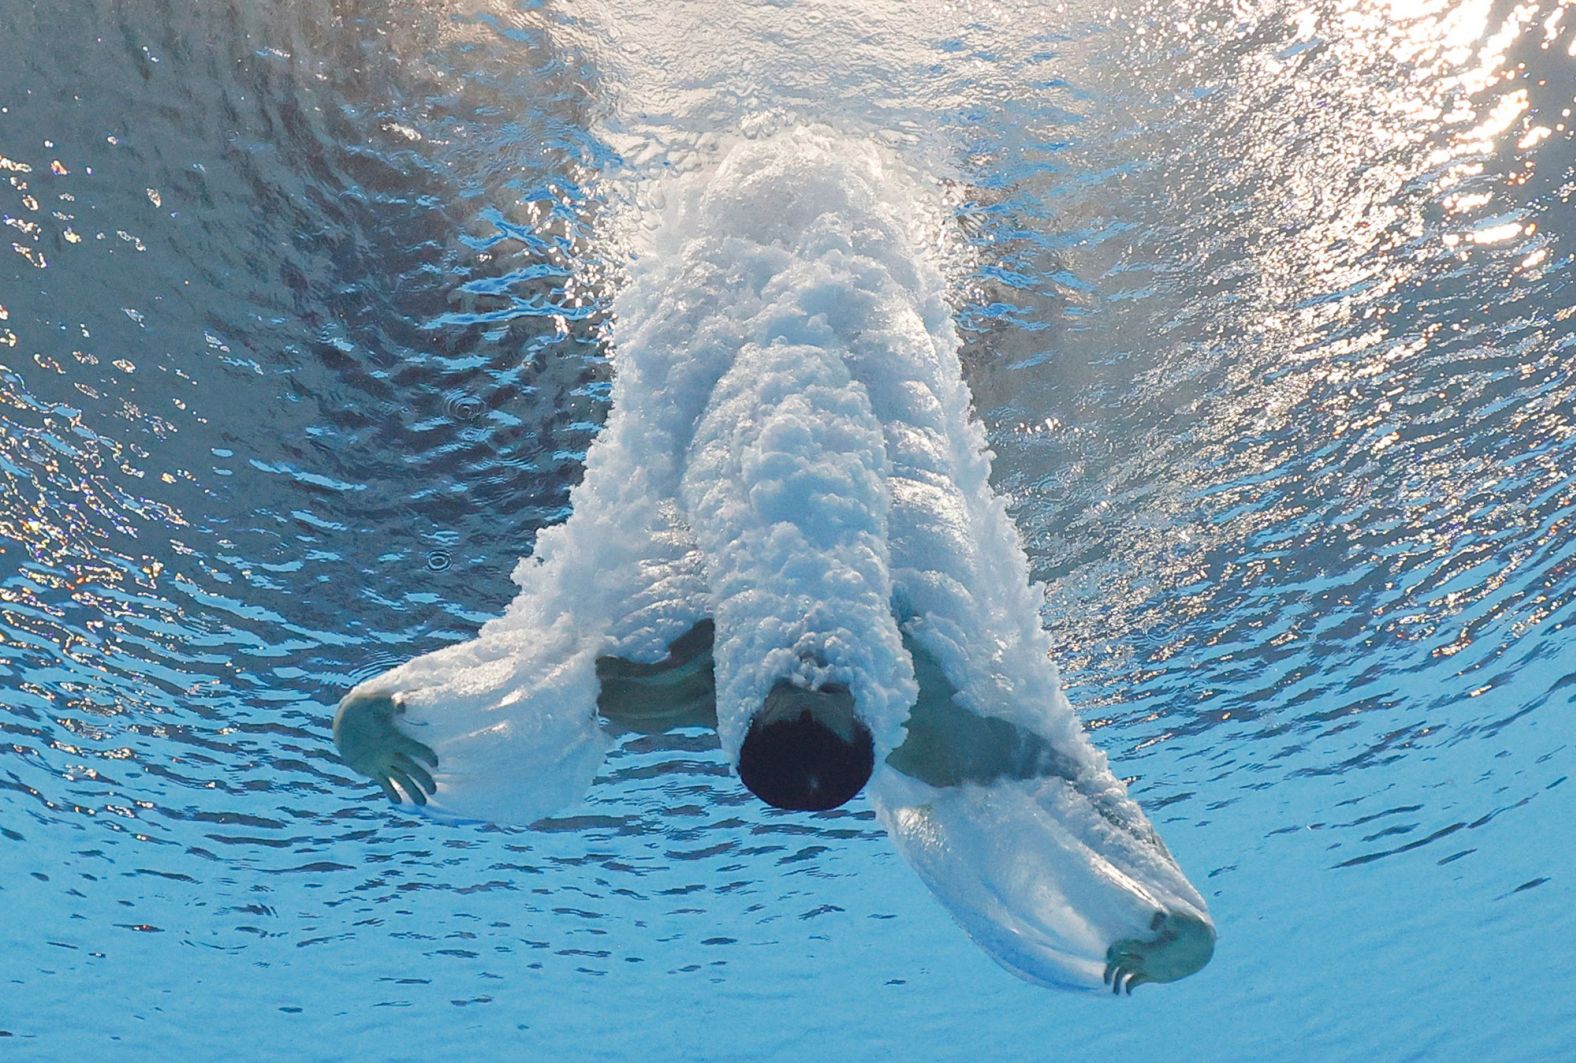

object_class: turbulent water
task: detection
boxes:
[2,0,1573,1057]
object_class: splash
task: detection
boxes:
[337,127,1213,991]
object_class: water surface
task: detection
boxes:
[2,0,1573,1057]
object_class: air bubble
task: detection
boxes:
[444,392,484,421]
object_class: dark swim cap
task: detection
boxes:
[737,680,874,811]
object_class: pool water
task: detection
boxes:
[2,0,1573,1058]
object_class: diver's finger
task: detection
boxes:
[394,734,438,768]
[375,775,399,803]
[394,754,436,795]
[387,767,427,806]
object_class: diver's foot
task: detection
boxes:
[1103,911,1216,994]
[333,691,439,805]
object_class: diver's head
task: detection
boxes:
[738,679,874,811]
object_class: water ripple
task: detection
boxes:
[1,0,1573,1058]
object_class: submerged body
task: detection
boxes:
[334,129,1214,992]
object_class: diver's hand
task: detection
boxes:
[1103,911,1216,994]
[333,692,438,805]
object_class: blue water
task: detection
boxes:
[2,0,1573,1058]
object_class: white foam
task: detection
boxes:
[343,127,1212,989]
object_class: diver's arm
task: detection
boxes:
[886,632,1077,787]
[595,620,719,734]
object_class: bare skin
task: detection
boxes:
[332,691,438,806]
[333,618,1212,988]
[332,622,717,805]
[593,620,719,734]
[1103,910,1216,994]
